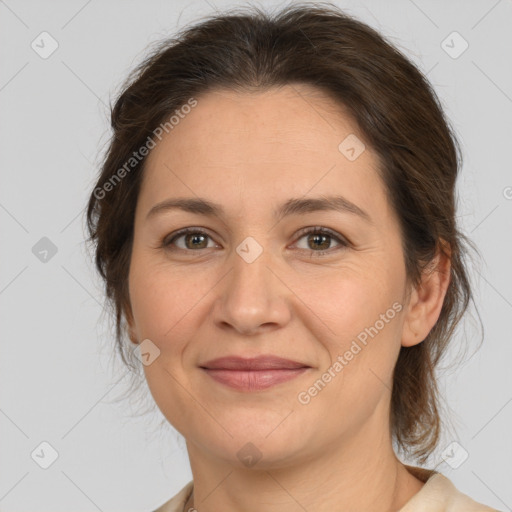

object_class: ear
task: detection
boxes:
[123,301,139,346]
[401,242,451,348]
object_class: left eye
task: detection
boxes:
[162,226,348,256]
[292,227,348,256]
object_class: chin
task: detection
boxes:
[199,426,316,470]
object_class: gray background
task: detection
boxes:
[1,0,511,510]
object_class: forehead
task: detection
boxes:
[138,84,390,224]
[154,84,359,158]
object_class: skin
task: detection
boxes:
[125,84,451,512]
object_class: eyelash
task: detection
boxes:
[161,226,349,257]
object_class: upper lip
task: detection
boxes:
[200,355,311,370]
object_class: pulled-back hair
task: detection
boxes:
[86,1,479,464]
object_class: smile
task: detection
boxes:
[201,367,310,391]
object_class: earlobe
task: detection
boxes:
[401,244,451,348]
[127,324,139,345]
[124,303,139,345]
[401,285,423,348]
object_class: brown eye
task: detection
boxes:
[161,226,348,257]
[306,233,331,251]
[293,227,349,257]
[163,228,216,251]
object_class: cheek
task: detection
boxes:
[128,259,205,433]
[305,267,399,344]
[305,264,404,399]
[128,250,195,342]
[300,291,402,433]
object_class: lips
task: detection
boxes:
[199,355,311,391]
[200,355,310,370]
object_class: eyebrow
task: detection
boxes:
[146,195,373,224]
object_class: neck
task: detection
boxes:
[183,428,424,512]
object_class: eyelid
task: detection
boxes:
[162,225,350,254]
[162,227,219,250]
[292,225,349,247]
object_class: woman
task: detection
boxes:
[86,3,499,511]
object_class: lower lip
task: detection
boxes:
[201,368,309,391]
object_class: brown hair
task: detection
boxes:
[85,1,480,463]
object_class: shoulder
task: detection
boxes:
[153,480,193,512]
[400,467,501,512]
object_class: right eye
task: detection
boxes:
[162,227,219,252]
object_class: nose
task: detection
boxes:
[212,239,292,336]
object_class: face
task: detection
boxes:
[126,85,416,469]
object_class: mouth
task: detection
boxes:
[199,355,311,392]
